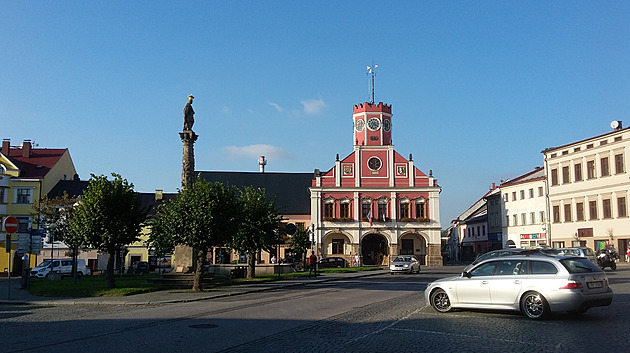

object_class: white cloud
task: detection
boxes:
[301,98,326,115]
[268,102,283,112]
[224,144,291,161]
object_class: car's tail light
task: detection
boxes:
[559,280,583,289]
[605,278,609,286]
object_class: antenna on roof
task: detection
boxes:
[366,63,378,104]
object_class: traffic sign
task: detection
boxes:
[3,216,18,234]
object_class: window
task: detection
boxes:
[603,199,612,219]
[324,203,334,218]
[589,201,598,220]
[377,203,387,220]
[551,169,558,186]
[553,206,560,223]
[530,261,558,275]
[361,203,371,218]
[586,144,594,149]
[618,197,627,218]
[615,153,624,174]
[539,211,545,223]
[538,187,544,197]
[601,157,610,176]
[503,194,509,202]
[399,202,409,218]
[332,239,344,254]
[0,188,5,203]
[340,203,350,218]
[574,163,582,181]
[576,202,584,221]
[505,215,510,227]
[521,213,527,225]
[16,188,32,204]
[496,260,526,276]
[512,191,517,201]
[587,160,595,179]
[562,166,570,184]
[564,204,572,222]
[530,212,536,224]
[415,200,426,219]
[470,261,498,277]
[529,188,534,198]
[513,214,518,226]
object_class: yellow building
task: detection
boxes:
[0,139,77,276]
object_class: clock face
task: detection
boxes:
[355,119,365,132]
[367,117,381,131]
[382,119,391,132]
[368,157,382,170]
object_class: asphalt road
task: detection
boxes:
[2,265,630,353]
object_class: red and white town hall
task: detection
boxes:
[309,101,442,266]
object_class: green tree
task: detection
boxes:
[231,187,281,278]
[289,225,310,267]
[149,178,242,291]
[71,174,146,288]
[32,193,85,284]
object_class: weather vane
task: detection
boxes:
[366,63,378,104]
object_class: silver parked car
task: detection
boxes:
[426,255,613,319]
[556,247,597,264]
[390,255,421,274]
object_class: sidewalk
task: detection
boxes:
[0,265,466,306]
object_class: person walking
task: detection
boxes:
[309,251,318,276]
[626,247,630,262]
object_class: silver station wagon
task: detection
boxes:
[426,255,613,319]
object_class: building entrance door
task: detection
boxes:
[361,234,388,265]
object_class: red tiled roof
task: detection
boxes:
[5,148,67,179]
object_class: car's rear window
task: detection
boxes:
[560,258,602,273]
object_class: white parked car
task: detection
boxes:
[30,258,91,278]
[390,255,421,274]
[426,254,613,319]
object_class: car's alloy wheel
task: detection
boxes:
[521,292,548,320]
[430,289,452,313]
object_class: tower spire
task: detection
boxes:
[366,63,378,104]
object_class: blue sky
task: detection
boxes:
[1,1,629,225]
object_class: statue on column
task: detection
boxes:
[183,95,195,130]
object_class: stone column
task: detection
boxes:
[179,130,198,189]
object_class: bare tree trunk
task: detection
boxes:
[106,251,116,288]
[247,251,256,279]
[193,248,207,291]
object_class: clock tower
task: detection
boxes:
[353,102,392,147]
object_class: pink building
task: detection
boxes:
[310,102,442,266]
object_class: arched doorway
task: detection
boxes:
[361,233,388,265]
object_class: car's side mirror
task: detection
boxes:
[462,271,471,278]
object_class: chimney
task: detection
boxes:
[491,182,496,189]
[258,156,267,173]
[22,140,32,158]
[1,139,9,155]
[155,189,163,201]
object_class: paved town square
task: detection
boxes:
[2,264,629,352]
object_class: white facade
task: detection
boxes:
[500,168,547,248]
[543,125,630,253]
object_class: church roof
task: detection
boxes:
[197,171,314,215]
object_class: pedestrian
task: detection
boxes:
[626,247,630,262]
[309,251,317,276]
[271,255,276,264]
[354,254,359,267]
